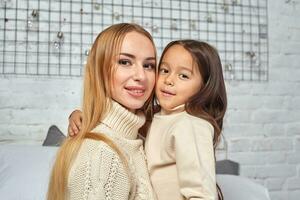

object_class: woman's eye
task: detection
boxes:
[179,74,189,79]
[118,59,131,66]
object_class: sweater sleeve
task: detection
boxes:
[69,140,131,200]
[171,117,217,200]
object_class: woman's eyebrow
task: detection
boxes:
[120,53,155,61]
[146,57,156,61]
[120,53,135,58]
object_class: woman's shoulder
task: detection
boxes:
[80,138,122,159]
[69,139,130,199]
[71,138,127,181]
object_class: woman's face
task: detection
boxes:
[111,31,156,112]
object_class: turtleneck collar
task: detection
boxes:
[93,101,145,140]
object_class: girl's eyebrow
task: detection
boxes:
[120,53,155,61]
[178,66,193,72]
[161,61,192,72]
[160,61,169,66]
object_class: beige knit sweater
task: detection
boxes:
[68,101,156,200]
[145,111,217,200]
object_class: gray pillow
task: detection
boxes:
[216,160,240,175]
[42,125,66,146]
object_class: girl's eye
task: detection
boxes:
[179,74,190,80]
[159,68,169,74]
[118,59,131,66]
[143,63,155,70]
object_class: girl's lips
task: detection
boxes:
[160,89,175,97]
[125,86,146,97]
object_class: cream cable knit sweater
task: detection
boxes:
[68,101,156,200]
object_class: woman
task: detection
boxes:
[47,23,157,200]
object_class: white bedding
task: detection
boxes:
[0,145,58,200]
[0,145,270,200]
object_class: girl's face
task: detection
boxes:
[156,44,202,114]
[111,31,156,112]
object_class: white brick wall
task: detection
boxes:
[0,77,82,143]
[0,0,300,199]
[221,1,300,199]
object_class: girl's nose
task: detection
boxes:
[164,75,174,86]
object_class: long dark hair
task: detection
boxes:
[157,40,227,200]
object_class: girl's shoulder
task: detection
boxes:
[166,112,214,140]
[175,112,213,130]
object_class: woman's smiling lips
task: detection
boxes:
[125,86,146,97]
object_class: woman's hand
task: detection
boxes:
[68,110,82,136]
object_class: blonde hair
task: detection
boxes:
[47,23,156,200]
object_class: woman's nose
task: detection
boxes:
[133,65,146,81]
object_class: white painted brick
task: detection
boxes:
[269,69,300,82]
[287,153,300,164]
[225,81,253,95]
[288,190,300,200]
[239,166,257,178]
[0,124,46,142]
[287,178,300,190]
[280,41,300,55]
[286,123,300,136]
[227,151,286,165]
[252,138,293,152]
[287,97,300,110]
[255,165,296,178]
[265,152,287,164]
[215,150,226,160]
[251,138,272,151]
[227,95,263,110]
[273,54,300,70]
[0,77,83,96]
[264,124,286,137]
[262,96,288,110]
[290,80,300,96]
[251,82,297,96]
[228,152,266,165]
[9,108,66,125]
[265,178,286,190]
[228,138,252,152]
[269,54,287,69]
[251,109,296,124]
[226,110,252,124]
[223,123,264,137]
[296,137,300,151]
[0,109,13,123]
[269,191,289,200]
[0,93,80,110]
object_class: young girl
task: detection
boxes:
[69,40,227,200]
[48,23,158,200]
[145,40,227,200]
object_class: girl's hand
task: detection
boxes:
[68,110,82,136]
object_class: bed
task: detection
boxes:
[0,143,271,200]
